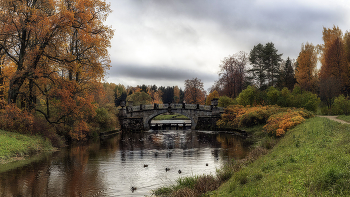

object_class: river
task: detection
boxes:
[0,128,251,197]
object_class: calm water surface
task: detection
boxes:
[0,129,250,197]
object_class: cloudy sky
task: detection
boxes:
[104,0,350,91]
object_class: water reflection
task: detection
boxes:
[0,130,251,197]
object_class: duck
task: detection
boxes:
[206,163,208,166]
[144,164,148,167]
[131,187,137,192]
[178,170,182,174]
[165,168,170,172]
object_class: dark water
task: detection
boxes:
[0,130,250,197]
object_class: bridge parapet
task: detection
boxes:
[158,104,169,109]
[143,104,154,110]
[199,105,212,110]
[126,103,224,112]
[170,103,183,109]
[127,105,140,112]
[185,104,197,109]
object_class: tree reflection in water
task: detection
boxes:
[0,130,251,197]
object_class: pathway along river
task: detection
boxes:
[0,127,251,196]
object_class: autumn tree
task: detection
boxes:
[184,78,206,104]
[218,51,248,98]
[173,86,181,103]
[319,26,349,107]
[205,90,219,105]
[295,42,318,93]
[147,85,163,104]
[126,92,152,106]
[0,0,114,140]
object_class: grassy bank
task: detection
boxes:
[152,125,269,197]
[336,115,350,123]
[210,117,350,196]
[0,129,54,164]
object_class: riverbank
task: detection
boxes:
[210,116,350,196]
[0,129,54,165]
[152,116,350,196]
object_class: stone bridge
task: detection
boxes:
[118,100,224,132]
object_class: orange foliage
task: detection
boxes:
[263,109,311,136]
[295,42,318,92]
[184,78,206,104]
[206,90,219,105]
[217,105,313,137]
[0,0,113,141]
[0,104,34,134]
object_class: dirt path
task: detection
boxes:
[318,116,350,124]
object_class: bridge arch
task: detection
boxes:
[144,110,196,130]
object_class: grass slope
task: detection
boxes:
[336,115,350,123]
[210,117,350,196]
[0,130,53,163]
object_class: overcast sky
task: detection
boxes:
[104,0,350,91]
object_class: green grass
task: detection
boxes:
[0,129,53,163]
[336,115,350,123]
[210,117,350,196]
[153,113,190,120]
[152,176,199,196]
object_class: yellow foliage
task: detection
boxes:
[217,105,313,137]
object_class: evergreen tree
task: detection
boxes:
[248,43,266,89]
[264,42,283,87]
[158,86,174,103]
[279,57,296,90]
[248,42,282,89]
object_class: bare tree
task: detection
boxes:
[218,51,248,98]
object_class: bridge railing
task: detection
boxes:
[170,103,183,109]
[126,105,141,112]
[185,104,197,109]
[125,103,225,112]
[199,105,212,110]
[143,104,154,110]
[158,104,169,109]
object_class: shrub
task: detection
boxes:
[217,105,246,128]
[331,95,350,115]
[0,104,34,134]
[218,105,313,137]
[263,109,313,136]
[217,105,285,129]
[278,87,292,107]
[266,87,281,105]
[194,175,220,194]
[218,96,236,108]
[237,85,256,106]
[0,104,65,147]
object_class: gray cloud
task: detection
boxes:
[108,63,217,83]
[105,0,350,90]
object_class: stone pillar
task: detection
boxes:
[118,101,127,130]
